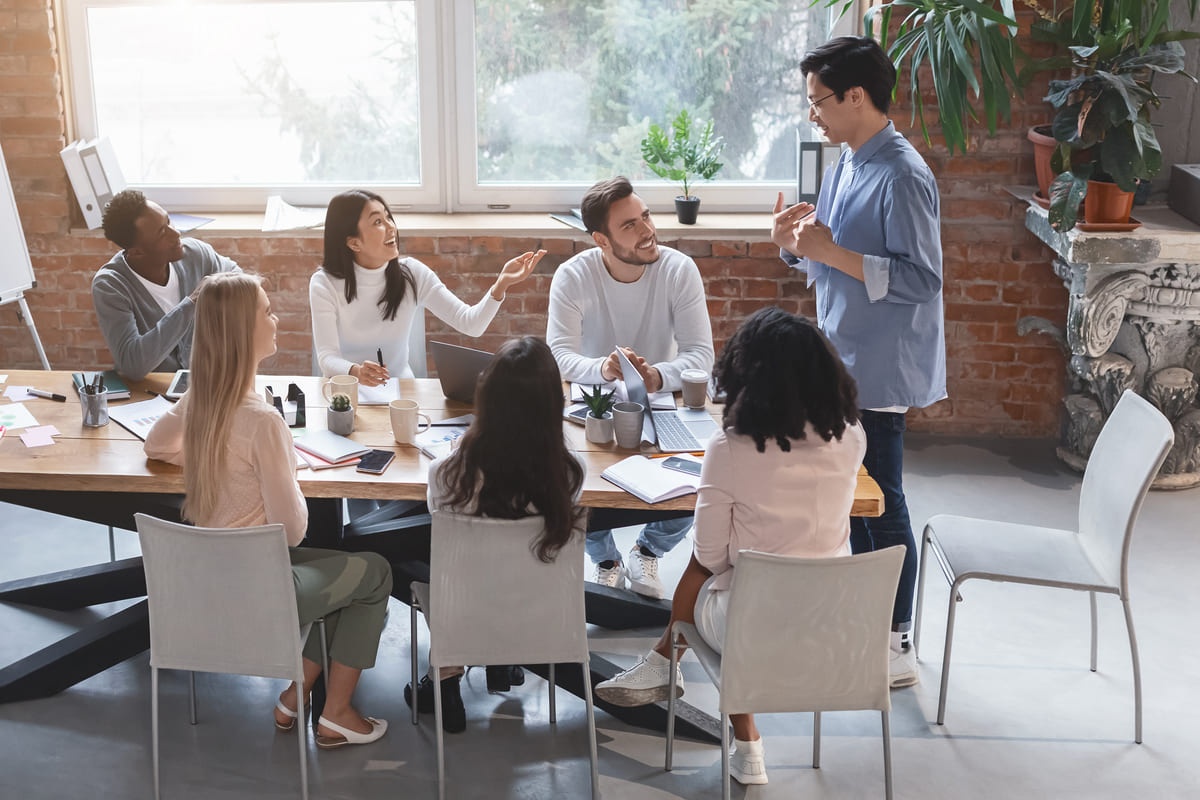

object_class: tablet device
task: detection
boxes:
[166,369,190,400]
[563,405,589,426]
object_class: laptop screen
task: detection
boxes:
[616,349,657,444]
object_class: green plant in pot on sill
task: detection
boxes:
[1041,0,1200,232]
[640,109,725,225]
[581,385,616,445]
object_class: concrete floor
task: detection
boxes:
[0,434,1195,799]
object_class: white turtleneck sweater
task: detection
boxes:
[309,258,503,378]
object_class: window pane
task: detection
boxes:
[471,0,829,185]
[87,2,420,185]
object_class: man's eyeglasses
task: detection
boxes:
[806,91,838,113]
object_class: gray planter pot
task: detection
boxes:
[585,412,614,444]
[327,407,354,436]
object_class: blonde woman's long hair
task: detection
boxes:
[182,272,262,524]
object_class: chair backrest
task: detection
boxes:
[718,546,904,716]
[134,513,304,681]
[427,511,587,668]
[1077,390,1173,588]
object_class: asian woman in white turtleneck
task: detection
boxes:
[309,190,545,385]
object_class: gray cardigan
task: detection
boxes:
[91,239,239,380]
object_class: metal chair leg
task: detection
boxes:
[913,530,931,657]
[548,663,557,724]
[188,671,197,725]
[721,712,731,800]
[296,679,309,800]
[665,627,681,771]
[108,525,116,563]
[1122,596,1143,744]
[882,710,893,800]
[581,660,600,799]
[410,599,419,725]
[434,660,446,800]
[812,710,821,767]
[1089,591,1098,672]
[937,577,965,725]
[152,667,161,800]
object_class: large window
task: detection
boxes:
[62,0,848,212]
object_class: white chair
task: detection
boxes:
[135,513,327,800]
[409,511,598,800]
[913,390,1174,743]
[666,546,905,800]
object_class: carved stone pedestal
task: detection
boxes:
[1023,201,1200,489]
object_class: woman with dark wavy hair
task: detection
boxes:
[595,306,866,786]
[310,189,545,384]
[404,336,586,733]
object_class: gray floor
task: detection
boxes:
[1,434,1196,799]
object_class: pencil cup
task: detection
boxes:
[613,401,644,449]
[681,369,710,409]
[80,387,109,428]
[322,375,359,410]
[390,399,431,445]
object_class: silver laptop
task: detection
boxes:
[617,349,720,452]
[430,341,493,404]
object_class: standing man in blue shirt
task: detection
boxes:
[772,36,946,689]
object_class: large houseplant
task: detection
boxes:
[640,109,725,224]
[1039,0,1199,231]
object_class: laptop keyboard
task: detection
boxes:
[652,411,702,452]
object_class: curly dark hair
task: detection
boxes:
[101,190,149,249]
[716,307,859,452]
[438,336,585,562]
[321,189,416,321]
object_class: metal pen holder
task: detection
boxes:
[80,386,109,427]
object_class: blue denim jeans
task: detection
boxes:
[585,516,693,564]
[850,410,917,631]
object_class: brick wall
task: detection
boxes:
[0,2,1068,437]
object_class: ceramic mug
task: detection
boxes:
[612,401,644,449]
[390,398,432,445]
[322,375,359,409]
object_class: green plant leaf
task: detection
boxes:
[1048,168,1090,232]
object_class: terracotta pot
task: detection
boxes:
[1028,125,1057,200]
[1084,180,1135,224]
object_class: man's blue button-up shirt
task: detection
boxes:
[785,122,946,410]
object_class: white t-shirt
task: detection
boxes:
[130,267,183,315]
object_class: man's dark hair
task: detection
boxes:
[800,36,897,114]
[715,307,860,452]
[101,190,149,249]
[579,176,635,235]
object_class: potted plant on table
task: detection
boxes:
[640,109,725,225]
[327,393,354,436]
[1038,0,1200,232]
[581,385,616,445]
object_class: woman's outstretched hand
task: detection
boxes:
[491,249,547,300]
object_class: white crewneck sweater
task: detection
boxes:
[310,258,502,378]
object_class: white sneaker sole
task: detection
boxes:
[889,670,919,689]
[593,682,683,707]
[626,576,668,600]
[730,763,769,785]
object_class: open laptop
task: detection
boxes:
[429,341,493,404]
[617,349,720,452]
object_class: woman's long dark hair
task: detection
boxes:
[716,307,860,452]
[438,336,585,561]
[321,189,416,321]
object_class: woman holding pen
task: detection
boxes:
[310,190,546,385]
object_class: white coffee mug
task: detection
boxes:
[323,375,359,409]
[390,398,432,445]
[680,368,710,409]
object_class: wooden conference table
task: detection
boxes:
[0,370,882,730]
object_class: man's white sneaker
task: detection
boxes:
[889,646,919,689]
[594,651,684,707]
[626,546,667,599]
[730,737,768,785]
[593,561,626,589]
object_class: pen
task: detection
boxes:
[377,347,385,368]
[28,388,67,402]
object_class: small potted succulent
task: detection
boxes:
[581,385,616,445]
[641,108,725,224]
[327,393,354,436]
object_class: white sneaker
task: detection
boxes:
[626,546,667,599]
[593,561,626,589]
[889,646,919,689]
[730,737,768,785]
[594,651,684,707]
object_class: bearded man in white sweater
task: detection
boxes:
[547,176,715,598]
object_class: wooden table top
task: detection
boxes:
[0,370,883,515]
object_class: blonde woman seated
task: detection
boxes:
[145,272,393,749]
[594,307,867,785]
[405,336,586,733]
[310,189,546,384]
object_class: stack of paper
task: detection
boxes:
[601,455,700,504]
[414,426,468,460]
[293,429,370,465]
[263,195,327,232]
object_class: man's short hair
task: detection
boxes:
[101,190,149,249]
[580,176,635,235]
[800,36,897,114]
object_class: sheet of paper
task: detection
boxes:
[107,395,173,441]
[0,402,40,431]
[4,385,35,402]
[20,425,59,448]
[357,377,401,406]
[262,195,326,232]
[0,374,8,383]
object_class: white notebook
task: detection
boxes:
[293,429,370,464]
[601,455,700,504]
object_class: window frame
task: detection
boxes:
[59,0,858,213]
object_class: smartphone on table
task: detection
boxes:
[166,369,190,400]
[356,449,396,475]
[660,456,702,477]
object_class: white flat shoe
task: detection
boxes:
[315,715,388,749]
[274,698,300,732]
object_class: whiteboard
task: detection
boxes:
[0,140,36,304]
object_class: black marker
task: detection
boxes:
[377,347,385,368]
[28,388,67,402]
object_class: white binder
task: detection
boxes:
[60,137,126,229]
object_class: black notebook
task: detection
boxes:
[71,370,131,400]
